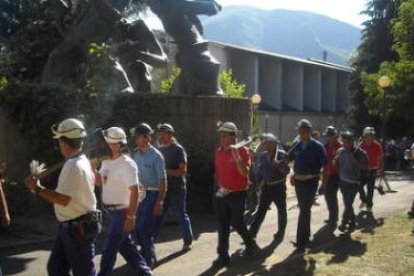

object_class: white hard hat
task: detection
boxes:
[217,122,238,133]
[51,118,86,139]
[103,127,127,144]
[363,127,375,136]
[261,133,279,143]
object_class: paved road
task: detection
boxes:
[2,173,413,275]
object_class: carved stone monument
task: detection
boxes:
[150,0,223,96]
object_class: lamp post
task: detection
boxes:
[378,75,391,141]
[251,93,262,134]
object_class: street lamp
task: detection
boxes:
[250,93,262,134]
[378,75,391,141]
[378,75,391,89]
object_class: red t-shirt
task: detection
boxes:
[215,146,250,192]
[325,140,342,176]
[360,140,383,169]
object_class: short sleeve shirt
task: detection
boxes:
[256,150,290,184]
[215,146,250,192]
[337,147,368,183]
[159,143,187,192]
[54,155,97,222]
[288,139,328,175]
[325,141,342,176]
[100,154,139,205]
[131,146,166,189]
[360,140,383,170]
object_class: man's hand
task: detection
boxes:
[1,212,10,228]
[24,175,39,193]
[153,201,163,216]
[289,175,296,186]
[124,215,135,233]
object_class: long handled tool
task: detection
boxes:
[31,128,111,179]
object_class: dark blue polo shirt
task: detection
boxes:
[288,139,328,175]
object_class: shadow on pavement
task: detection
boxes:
[1,256,38,275]
[155,213,218,245]
[266,250,316,276]
[198,237,283,276]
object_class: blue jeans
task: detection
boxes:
[47,224,96,276]
[295,178,319,247]
[98,209,151,276]
[154,189,193,245]
[250,183,287,236]
[135,191,158,268]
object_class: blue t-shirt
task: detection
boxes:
[257,150,290,183]
[288,139,328,175]
[131,146,166,189]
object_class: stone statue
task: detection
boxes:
[149,0,223,96]
[42,0,167,93]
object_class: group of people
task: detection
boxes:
[209,118,384,264]
[22,118,193,275]
[0,116,391,274]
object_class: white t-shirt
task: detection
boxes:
[100,154,139,206]
[55,155,97,222]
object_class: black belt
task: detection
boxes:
[61,211,102,226]
[104,204,127,210]
[265,179,285,186]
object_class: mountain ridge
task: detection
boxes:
[202,6,361,65]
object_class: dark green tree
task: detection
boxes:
[360,0,414,137]
[349,0,400,134]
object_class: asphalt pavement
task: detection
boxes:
[1,172,413,276]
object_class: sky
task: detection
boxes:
[145,0,369,29]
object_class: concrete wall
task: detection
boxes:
[257,111,349,143]
[304,65,322,112]
[208,43,228,74]
[230,50,259,97]
[208,42,352,114]
[336,72,350,112]
[258,57,283,110]
[282,61,304,111]
[321,69,337,112]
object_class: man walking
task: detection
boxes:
[213,122,257,267]
[131,123,167,268]
[154,123,193,251]
[25,118,99,276]
[249,133,289,241]
[336,131,368,233]
[96,127,152,276]
[359,127,384,213]
[288,119,328,252]
[322,126,342,226]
